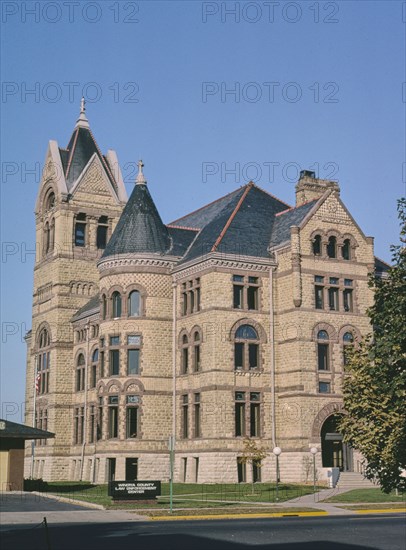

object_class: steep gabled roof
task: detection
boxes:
[269,200,319,248]
[60,127,118,191]
[166,226,199,257]
[180,183,289,263]
[102,183,172,258]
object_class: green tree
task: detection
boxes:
[340,198,406,493]
[238,438,267,493]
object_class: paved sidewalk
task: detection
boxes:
[278,487,359,515]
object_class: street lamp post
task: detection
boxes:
[273,447,282,501]
[310,447,318,501]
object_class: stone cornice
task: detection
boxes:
[172,253,276,281]
[97,253,177,272]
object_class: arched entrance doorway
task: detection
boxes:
[321,415,353,472]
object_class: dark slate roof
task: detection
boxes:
[0,419,54,440]
[71,294,100,322]
[180,184,289,263]
[269,200,318,248]
[102,184,172,258]
[59,127,117,191]
[167,226,199,257]
[170,187,246,229]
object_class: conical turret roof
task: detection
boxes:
[102,163,171,258]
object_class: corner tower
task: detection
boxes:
[24,101,127,480]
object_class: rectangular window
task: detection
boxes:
[182,288,188,316]
[344,278,353,287]
[329,277,339,285]
[100,351,105,378]
[97,225,108,249]
[127,349,140,375]
[110,336,120,345]
[91,364,97,388]
[194,457,199,483]
[318,344,329,371]
[315,275,324,283]
[194,344,200,372]
[107,458,116,482]
[182,458,187,482]
[126,407,138,438]
[89,405,96,443]
[182,395,189,439]
[234,343,244,369]
[253,460,262,482]
[318,381,331,393]
[248,344,258,369]
[182,347,189,374]
[250,403,260,436]
[108,406,118,438]
[343,289,353,312]
[328,287,339,311]
[237,460,246,483]
[128,335,141,345]
[194,393,201,438]
[315,286,324,309]
[233,284,243,309]
[235,402,246,436]
[97,397,103,441]
[109,350,120,376]
[74,223,86,247]
[247,286,258,310]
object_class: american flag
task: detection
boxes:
[35,369,41,394]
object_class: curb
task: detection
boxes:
[30,491,105,510]
[150,511,328,521]
[354,508,406,515]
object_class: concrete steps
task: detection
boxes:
[337,472,377,490]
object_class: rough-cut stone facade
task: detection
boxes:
[24,113,380,485]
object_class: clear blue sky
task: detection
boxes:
[1,1,405,418]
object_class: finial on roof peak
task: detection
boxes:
[135,159,147,185]
[75,96,90,129]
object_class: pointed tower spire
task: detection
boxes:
[135,159,147,185]
[75,97,90,129]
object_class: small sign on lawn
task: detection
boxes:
[108,480,161,500]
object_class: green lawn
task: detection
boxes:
[325,489,406,503]
[26,481,323,509]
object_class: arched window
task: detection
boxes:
[90,349,99,388]
[112,291,122,318]
[313,234,322,255]
[234,325,259,370]
[181,334,189,374]
[343,332,354,366]
[342,239,351,260]
[101,295,107,320]
[74,213,86,247]
[37,328,50,395]
[317,330,330,371]
[193,331,201,372]
[128,290,140,317]
[76,353,85,391]
[327,236,337,258]
[45,191,55,211]
[97,216,108,249]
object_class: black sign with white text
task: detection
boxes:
[109,480,161,500]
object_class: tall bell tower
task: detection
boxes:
[24,101,127,480]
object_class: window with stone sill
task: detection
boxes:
[127,335,141,375]
[181,394,189,438]
[126,395,140,438]
[74,406,84,444]
[111,291,122,318]
[313,276,355,313]
[318,381,331,394]
[234,325,260,370]
[233,275,259,310]
[128,290,141,317]
[109,336,120,376]
[97,216,108,249]
[90,349,99,388]
[317,330,330,371]
[181,334,189,374]
[74,213,87,247]
[108,395,119,439]
[194,393,201,438]
[343,331,354,366]
[235,391,261,437]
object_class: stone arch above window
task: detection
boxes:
[229,318,267,343]
[123,379,145,393]
[106,379,123,393]
[43,188,55,212]
[111,290,122,319]
[232,321,265,371]
[312,322,337,343]
[338,325,361,343]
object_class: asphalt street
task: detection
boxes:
[1,515,405,550]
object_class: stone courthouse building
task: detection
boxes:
[24,102,383,484]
